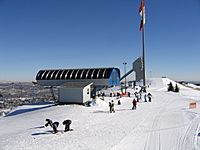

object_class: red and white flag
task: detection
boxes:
[139,0,145,31]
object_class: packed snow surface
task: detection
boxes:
[0,78,200,150]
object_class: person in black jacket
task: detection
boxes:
[63,120,72,132]
[45,119,59,134]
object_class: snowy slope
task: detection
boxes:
[0,78,200,150]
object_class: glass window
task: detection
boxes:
[87,69,93,79]
[81,70,87,79]
[71,70,78,79]
[36,70,45,80]
[104,69,112,78]
[42,71,49,80]
[51,70,59,79]
[98,69,104,78]
[76,69,83,79]
[66,70,73,79]
[55,70,63,79]
[46,71,53,79]
[92,69,99,79]
[91,69,95,79]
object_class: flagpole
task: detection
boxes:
[142,24,146,89]
[141,0,146,90]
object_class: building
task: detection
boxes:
[36,67,120,104]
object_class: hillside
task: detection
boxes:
[0,78,200,150]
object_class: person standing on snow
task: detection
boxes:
[147,93,152,102]
[132,98,137,110]
[109,100,115,113]
[144,93,147,102]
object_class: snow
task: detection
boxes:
[0,78,200,150]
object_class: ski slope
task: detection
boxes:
[0,78,200,150]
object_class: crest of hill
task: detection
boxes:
[148,77,189,91]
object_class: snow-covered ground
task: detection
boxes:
[0,78,200,150]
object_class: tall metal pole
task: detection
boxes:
[142,26,146,88]
[123,62,127,94]
[141,0,146,90]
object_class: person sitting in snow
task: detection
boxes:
[63,119,72,132]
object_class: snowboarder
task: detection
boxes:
[63,119,72,132]
[132,98,137,110]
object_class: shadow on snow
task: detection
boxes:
[5,104,55,117]
[32,130,52,136]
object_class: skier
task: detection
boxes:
[63,119,72,132]
[132,98,137,110]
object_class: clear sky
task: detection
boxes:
[0,0,200,82]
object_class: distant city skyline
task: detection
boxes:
[0,0,200,82]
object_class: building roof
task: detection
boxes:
[36,68,120,80]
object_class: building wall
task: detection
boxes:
[83,84,92,103]
[59,87,83,103]
[37,79,108,87]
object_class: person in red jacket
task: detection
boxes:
[132,98,137,110]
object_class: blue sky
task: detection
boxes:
[0,0,200,82]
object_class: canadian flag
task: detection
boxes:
[139,0,145,31]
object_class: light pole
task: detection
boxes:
[123,62,127,94]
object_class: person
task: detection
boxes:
[128,92,131,97]
[117,92,121,98]
[52,122,59,133]
[45,119,53,127]
[110,93,112,97]
[132,98,137,110]
[118,100,121,105]
[111,100,115,113]
[109,100,115,113]
[45,118,59,134]
[147,93,152,102]
[109,102,112,113]
[144,93,147,102]
[63,119,72,132]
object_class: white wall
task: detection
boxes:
[83,84,91,103]
[59,87,83,103]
